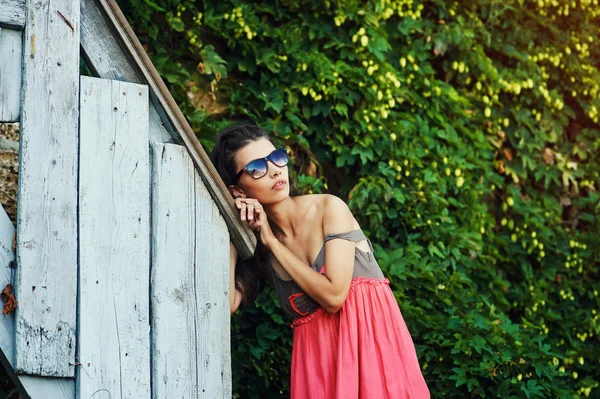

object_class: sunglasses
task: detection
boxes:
[233,148,289,183]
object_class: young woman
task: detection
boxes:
[211,124,430,398]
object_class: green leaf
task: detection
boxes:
[143,0,166,12]
[249,345,263,360]
[167,15,184,32]
[265,96,284,113]
[335,103,348,118]
[428,242,445,259]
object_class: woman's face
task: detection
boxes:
[231,138,290,204]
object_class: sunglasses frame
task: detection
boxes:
[233,147,288,183]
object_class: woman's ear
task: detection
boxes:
[229,185,246,199]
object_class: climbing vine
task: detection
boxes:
[118,0,600,397]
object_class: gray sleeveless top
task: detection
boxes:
[268,229,385,320]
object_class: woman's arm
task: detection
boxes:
[267,195,356,314]
[229,242,243,314]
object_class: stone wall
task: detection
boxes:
[0,123,19,227]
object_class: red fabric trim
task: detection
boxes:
[290,277,390,328]
[288,293,309,317]
[349,277,390,288]
[291,307,327,328]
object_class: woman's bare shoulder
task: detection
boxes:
[319,194,361,230]
[294,194,360,231]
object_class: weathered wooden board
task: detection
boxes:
[19,375,75,399]
[150,142,231,398]
[0,0,25,29]
[149,143,197,397]
[0,206,75,399]
[80,0,257,260]
[0,27,22,122]
[193,153,231,398]
[14,0,80,377]
[77,76,151,398]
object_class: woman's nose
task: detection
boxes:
[268,160,282,177]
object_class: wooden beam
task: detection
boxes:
[80,0,256,259]
[14,0,79,377]
[0,0,25,29]
[150,143,231,398]
[0,206,75,398]
[0,27,22,122]
[77,76,151,397]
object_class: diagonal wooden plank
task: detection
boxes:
[14,0,80,377]
[77,76,151,398]
[80,0,256,259]
[0,0,25,29]
[0,27,23,122]
[0,206,75,398]
[149,142,231,398]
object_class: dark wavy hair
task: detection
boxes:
[210,124,293,310]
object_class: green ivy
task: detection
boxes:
[117,0,600,397]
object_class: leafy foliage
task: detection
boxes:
[118,0,600,397]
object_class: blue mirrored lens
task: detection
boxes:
[270,149,288,166]
[244,149,288,179]
[247,161,268,178]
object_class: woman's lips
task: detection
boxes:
[273,181,287,190]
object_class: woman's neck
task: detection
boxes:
[263,196,305,239]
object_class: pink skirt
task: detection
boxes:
[290,278,430,399]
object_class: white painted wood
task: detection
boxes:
[77,76,151,398]
[14,0,79,377]
[19,375,75,399]
[0,27,23,122]
[193,159,231,398]
[0,206,75,399]
[80,0,256,260]
[0,0,25,29]
[79,0,172,145]
[150,143,231,398]
[150,143,198,397]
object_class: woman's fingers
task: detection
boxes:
[239,201,246,221]
[248,217,261,230]
[235,198,263,223]
[246,205,264,231]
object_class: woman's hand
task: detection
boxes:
[235,198,277,248]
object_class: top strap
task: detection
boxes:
[324,229,367,243]
[324,229,374,252]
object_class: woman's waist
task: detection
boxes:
[278,276,390,325]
